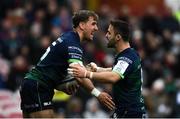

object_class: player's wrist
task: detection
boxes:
[86,71,93,79]
[91,88,101,97]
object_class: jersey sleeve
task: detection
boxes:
[67,45,83,65]
[112,57,133,79]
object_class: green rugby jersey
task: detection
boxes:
[25,31,83,88]
[112,48,145,112]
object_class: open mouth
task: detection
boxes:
[90,32,94,39]
[91,32,94,36]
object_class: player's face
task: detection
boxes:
[106,24,116,48]
[83,16,98,41]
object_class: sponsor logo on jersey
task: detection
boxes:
[113,60,129,74]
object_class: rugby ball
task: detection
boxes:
[55,62,82,91]
[55,79,78,91]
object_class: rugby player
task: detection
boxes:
[70,20,147,118]
[19,10,115,118]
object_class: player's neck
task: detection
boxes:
[74,28,83,42]
[116,42,130,53]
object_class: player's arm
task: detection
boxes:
[71,60,130,84]
[87,71,120,83]
[68,64,115,110]
[98,67,112,72]
[67,45,115,110]
[71,65,121,84]
[86,62,112,72]
[76,78,115,110]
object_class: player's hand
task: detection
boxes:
[97,92,115,111]
[69,64,87,78]
[65,81,79,95]
[86,62,99,72]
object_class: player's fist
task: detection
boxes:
[86,62,99,72]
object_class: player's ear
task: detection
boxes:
[79,22,85,30]
[116,34,122,41]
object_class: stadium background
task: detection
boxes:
[0,0,180,118]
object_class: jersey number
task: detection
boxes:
[141,68,143,91]
[40,41,57,61]
[40,47,50,61]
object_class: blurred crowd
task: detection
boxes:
[0,0,180,118]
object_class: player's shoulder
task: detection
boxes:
[124,48,140,59]
[117,48,140,64]
[59,31,83,54]
[61,31,80,43]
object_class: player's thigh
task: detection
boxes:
[22,111,30,118]
[20,79,54,117]
[30,109,55,118]
[22,108,55,118]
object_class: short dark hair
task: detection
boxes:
[72,10,98,28]
[110,20,131,42]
